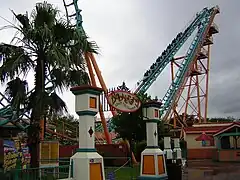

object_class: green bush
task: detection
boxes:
[134,141,146,161]
[159,139,164,150]
[180,139,187,150]
[41,175,57,180]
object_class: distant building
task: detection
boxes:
[184,122,240,161]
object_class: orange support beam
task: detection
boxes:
[195,62,202,122]
[85,54,97,86]
[87,52,138,164]
[85,53,112,144]
[88,53,108,93]
[170,61,177,128]
[204,45,211,123]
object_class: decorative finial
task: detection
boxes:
[117,81,130,92]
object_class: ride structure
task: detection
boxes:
[0,3,220,148]
[62,0,114,144]
[162,8,219,127]
[166,25,219,126]
[104,6,220,133]
[0,0,113,144]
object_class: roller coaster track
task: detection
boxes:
[0,3,220,144]
[62,0,112,144]
[0,0,84,142]
[0,92,78,141]
[162,8,219,122]
[105,6,220,131]
[0,0,108,143]
[159,7,220,117]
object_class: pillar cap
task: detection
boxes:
[70,85,103,95]
[143,100,162,108]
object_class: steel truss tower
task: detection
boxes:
[165,23,219,127]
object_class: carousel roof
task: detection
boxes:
[195,132,213,141]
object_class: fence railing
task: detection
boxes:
[1,165,70,180]
[1,157,139,180]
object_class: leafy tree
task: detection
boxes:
[168,114,236,126]
[112,92,152,143]
[208,117,235,122]
[112,91,174,162]
[112,92,173,142]
[111,92,151,162]
[157,120,172,139]
[0,2,97,167]
[5,77,28,116]
[168,113,197,127]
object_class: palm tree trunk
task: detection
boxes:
[28,57,46,168]
[27,113,41,168]
[28,132,39,168]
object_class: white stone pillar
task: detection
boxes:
[138,101,168,180]
[173,138,182,165]
[69,85,105,180]
[164,137,173,163]
[146,122,158,147]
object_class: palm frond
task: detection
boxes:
[1,1,97,121]
[50,68,90,91]
[47,92,68,114]
[14,13,30,29]
[5,77,28,109]
[68,69,90,86]
[75,30,99,54]
[50,68,69,92]
[0,43,34,82]
[31,1,58,29]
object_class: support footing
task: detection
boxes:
[70,152,105,180]
[137,175,168,179]
[139,148,168,179]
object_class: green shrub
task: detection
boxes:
[41,175,57,180]
[180,139,187,150]
[159,139,164,150]
[134,141,146,161]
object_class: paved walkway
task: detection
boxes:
[183,160,240,180]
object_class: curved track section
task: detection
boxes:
[160,6,219,117]
[0,5,220,143]
[63,0,112,143]
[134,8,209,94]
[105,6,220,131]
[0,1,85,141]
[0,0,109,143]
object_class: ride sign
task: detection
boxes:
[107,90,141,112]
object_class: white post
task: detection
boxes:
[173,138,182,165]
[138,101,168,180]
[69,85,105,180]
[164,137,173,164]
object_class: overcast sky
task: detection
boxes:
[0,0,240,119]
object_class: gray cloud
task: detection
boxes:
[1,0,240,118]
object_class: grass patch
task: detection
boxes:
[105,165,140,179]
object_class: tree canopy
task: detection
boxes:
[111,92,152,142]
[0,1,97,167]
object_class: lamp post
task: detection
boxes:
[167,138,183,180]
[164,137,173,164]
[69,85,105,180]
[138,100,168,180]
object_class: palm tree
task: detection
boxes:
[0,2,98,168]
